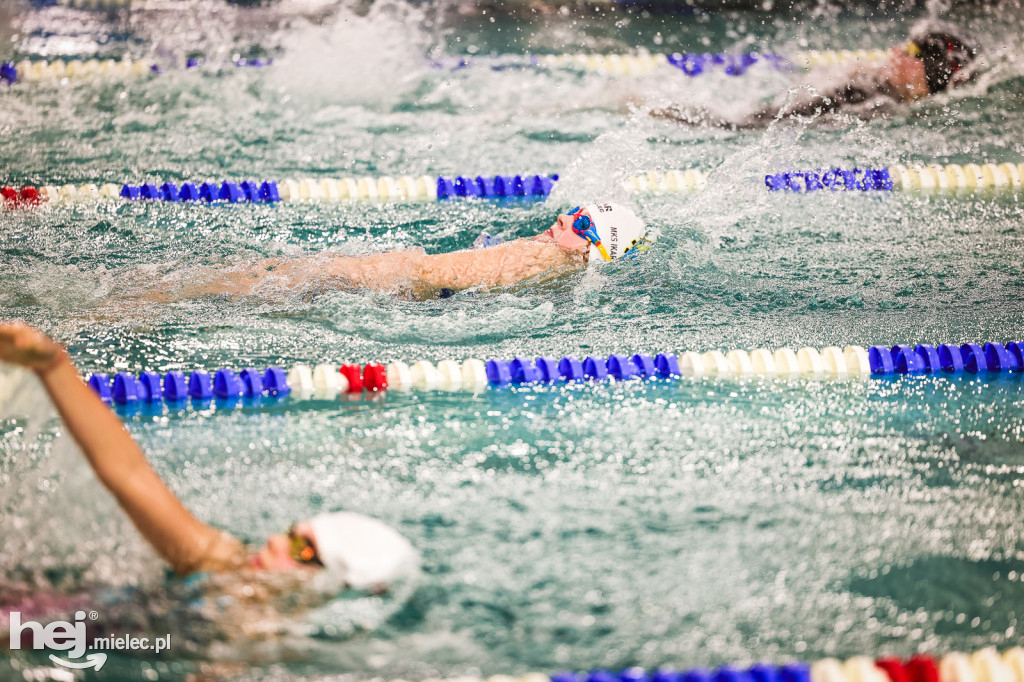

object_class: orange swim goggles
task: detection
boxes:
[569,206,612,262]
[288,528,323,566]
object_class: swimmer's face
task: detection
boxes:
[250,520,321,571]
[539,210,592,253]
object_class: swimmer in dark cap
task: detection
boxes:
[654,22,981,129]
[0,321,418,586]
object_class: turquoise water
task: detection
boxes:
[3,2,1024,680]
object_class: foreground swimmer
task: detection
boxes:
[0,321,417,587]
[654,23,980,129]
[146,203,653,302]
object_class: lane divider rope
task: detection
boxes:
[3,161,1020,210]
[484,49,889,76]
[84,342,1024,407]
[0,56,272,84]
[768,163,1024,194]
[1,58,155,83]
[28,0,135,9]
[238,650,1022,682]
[545,651,1024,682]
[0,174,561,206]
[0,49,893,86]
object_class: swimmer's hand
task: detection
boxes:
[0,322,66,373]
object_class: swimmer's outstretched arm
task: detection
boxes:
[158,234,586,302]
[139,212,589,303]
[0,323,243,575]
[310,237,584,298]
[413,237,585,295]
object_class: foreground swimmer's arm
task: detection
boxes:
[0,323,245,575]
[0,323,420,585]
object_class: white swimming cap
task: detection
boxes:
[581,203,653,264]
[308,512,419,590]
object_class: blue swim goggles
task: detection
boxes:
[568,207,612,261]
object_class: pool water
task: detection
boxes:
[3,2,1024,680]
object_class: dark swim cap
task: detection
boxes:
[907,30,980,94]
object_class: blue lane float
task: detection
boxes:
[558,356,585,382]
[914,344,941,373]
[552,663,811,682]
[119,180,282,204]
[187,371,213,400]
[87,373,112,403]
[510,357,541,383]
[0,62,16,85]
[139,371,161,400]
[666,51,788,76]
[213,369,244,399]
[112,372,140,403]
[867,342,1024,375]
[654,353,680,378]
[436,174,558,200]
[583,356,610,381]
[262,367,289,395]
[485,359,512,386]
[89,366,290,406]
[631,353,657,377]
[162,371,187,401]
[937,344,964,372]
[607,354,640,380]
[765,168,893,192]
[239,368,264,396]
[534,357,559,382]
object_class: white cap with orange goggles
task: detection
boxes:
[569,203,653,265]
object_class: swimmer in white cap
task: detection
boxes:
[144,203,654,302]
[0,321,418,587]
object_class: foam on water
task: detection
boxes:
[269,0,435,108]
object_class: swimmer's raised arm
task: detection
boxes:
[0,323,243,576]
[1,323,420,583]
